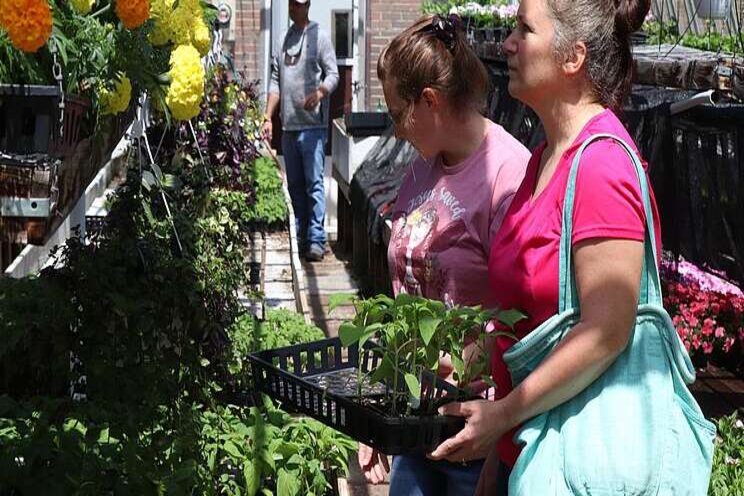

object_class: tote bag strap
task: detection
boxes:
[559,133,661,313]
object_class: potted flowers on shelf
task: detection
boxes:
[661,255,744,374]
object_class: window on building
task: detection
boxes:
[332,10,352,59]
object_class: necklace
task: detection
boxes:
[284,28,306,66]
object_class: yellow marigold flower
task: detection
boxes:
[71,0,95,15]
[115,0,150,30]
[148,0,173,45]
[100,75,132,115]
[169,0,199,46]
[1,0,53,53]
[166,44,204,121]
[192,18,211,56]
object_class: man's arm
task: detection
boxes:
[304,31,339,110]
[318,31,339,95]
[262,55,281,141]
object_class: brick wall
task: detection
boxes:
[366,0,424,109]
[233,0,265,82]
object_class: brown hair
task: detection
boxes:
[547,0,650,111]
[377,14,489,126]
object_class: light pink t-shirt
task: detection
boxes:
[488,109,662,466]
[388,120,530,308]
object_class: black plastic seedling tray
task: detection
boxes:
[247,337,471,455]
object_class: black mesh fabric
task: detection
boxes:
[348,62,744,284]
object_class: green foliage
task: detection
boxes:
[709,412,744,496]
[644,19,744,54]
[259,308,326,349]
[0,57,341,494]
[0,394,353,496]
[245,157,289,227]
[201,397,354,496]
[336,293,523,414]
[225,309,325,382]
[0,31,49,85]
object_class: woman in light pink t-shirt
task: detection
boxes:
[357,14,529,496]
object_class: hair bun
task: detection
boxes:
[614,0,651,34]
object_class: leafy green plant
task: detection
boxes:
[225,309,325,383]
[643,18,744,54]
[709,412,744,496]
[246,156,289,227]
[332,293,524,415]
[201,396,354,496]
[0,394,351,496]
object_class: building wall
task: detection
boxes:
[366,0,423,110]
[231,0,426,107]
[233,0,266,83]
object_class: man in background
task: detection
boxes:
[262,0,338,262]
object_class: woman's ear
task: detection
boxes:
[420,87,442,109]
[563,40,588,76]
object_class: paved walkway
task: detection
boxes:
[297,242,392,496]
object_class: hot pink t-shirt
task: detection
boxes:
[388,120,530,308]
[487,109,662,466]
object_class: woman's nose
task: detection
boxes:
[503,32,517,56]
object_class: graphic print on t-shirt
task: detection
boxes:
[391,186,468,305]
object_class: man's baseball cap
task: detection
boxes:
[292,0,309,3]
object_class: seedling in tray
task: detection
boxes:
[247,294,524,454]
[330,293,524,416]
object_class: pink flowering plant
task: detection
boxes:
[661,256,744,368]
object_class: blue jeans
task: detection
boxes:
[281,128,327,247]
[389,455,485,496]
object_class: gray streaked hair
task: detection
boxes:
[546,0,650,111]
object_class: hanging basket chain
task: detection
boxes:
[50,42,65,141]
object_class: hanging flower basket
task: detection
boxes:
[0,84,89,158]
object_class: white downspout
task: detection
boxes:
[262,0,272,96]
[669,89,720,115]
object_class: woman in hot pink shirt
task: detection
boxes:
[358,14,529,495]
[429,0,663,493]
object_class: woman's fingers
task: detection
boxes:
[359,446,390,484]
[428,428,471,459]
[380,451,391,472]
[358,443,373,466]
[438,400,472,417]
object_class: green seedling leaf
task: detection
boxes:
[404,373,421,401]
[497,308,528,329]
[394,292,416,307]
[451,354,464,379]
[418,315,441,346]
[277,468,301,496]
[369,355,395,385]
[244,461,261,496]
[338,322,363,347]
[359,323,383,351]
[328,293,355,315]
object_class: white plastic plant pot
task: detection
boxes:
[695,0,731,19]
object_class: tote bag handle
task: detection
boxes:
[558,133,661,313]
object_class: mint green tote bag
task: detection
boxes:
[503,134,716,496]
